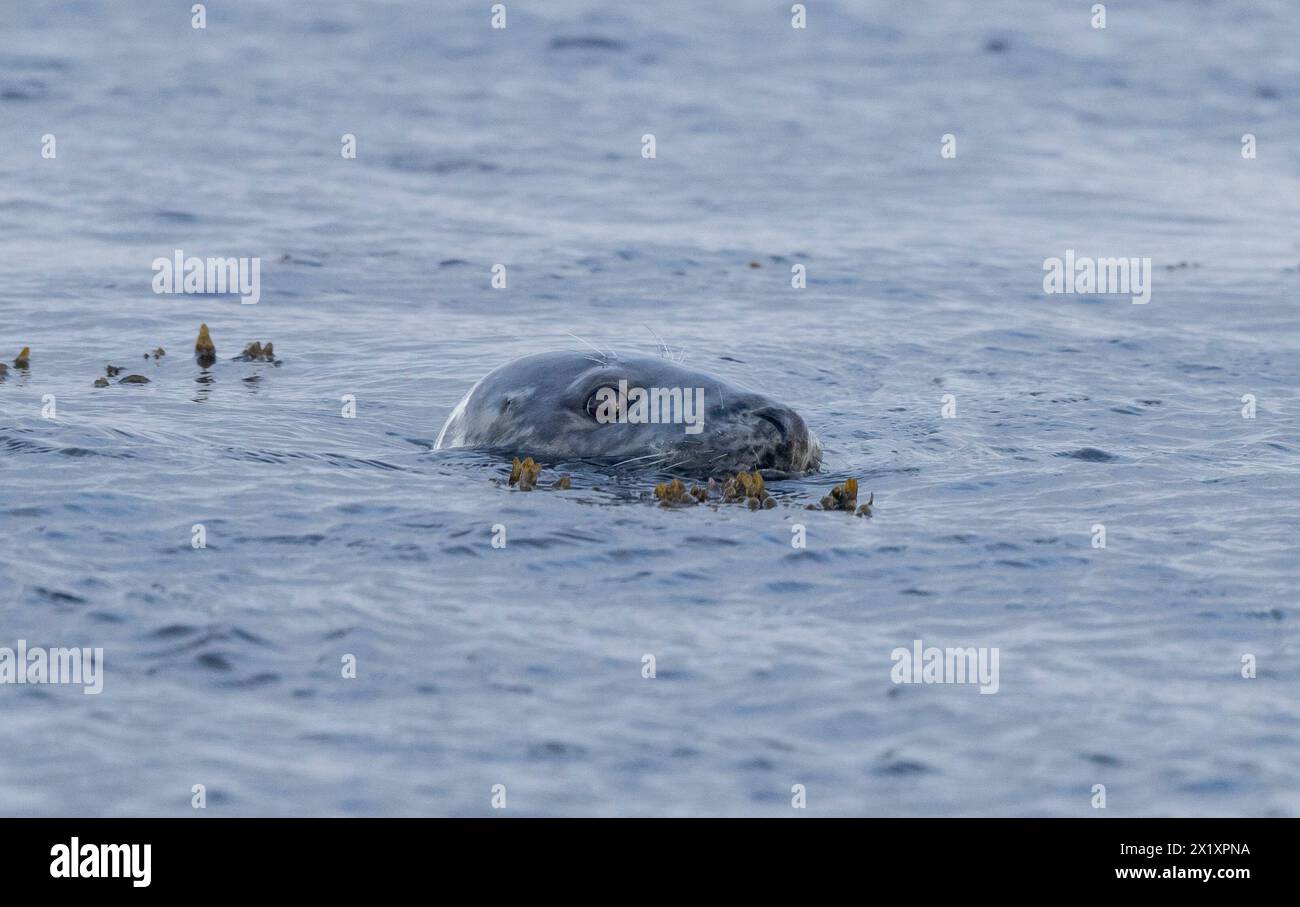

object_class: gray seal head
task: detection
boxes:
[435,351,822,475]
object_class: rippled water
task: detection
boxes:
[2,0,1298,816]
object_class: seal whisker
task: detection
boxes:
[643,324,672,360]
[611,452,670,468]
[632,457,672,473]
[566,332,610,364]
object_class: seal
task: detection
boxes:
[435,350,822,475]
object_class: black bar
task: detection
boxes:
[2,818,1283,892]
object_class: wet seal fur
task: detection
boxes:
[435,350,822,475]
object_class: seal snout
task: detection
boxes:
[749,405,820,473]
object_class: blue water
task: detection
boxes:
[2,0,1298,816]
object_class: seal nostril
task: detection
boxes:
[754,411,790,441]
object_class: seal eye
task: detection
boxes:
[585,387,619,421]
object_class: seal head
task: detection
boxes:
[435,351,822,475]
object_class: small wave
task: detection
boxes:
[387,152,498,175]
[33,586,88,605]
[0,78,49,101]
[1055,447,1116,462]
[549,36,626,51]
[221,448,406,471]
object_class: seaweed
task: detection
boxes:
[654,478,696,507]
[808,478,873,516]
[651,471,872,515]
[819,477,857,511]
[235,341,277,362]
[195,324,216,367]
[721,470,775,509]
[499,457,572,492]
[653,471,775,509]
[508,456,542,491]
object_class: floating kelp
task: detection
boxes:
[195,324,216,367]
[722,470,774,509]
[234,341,276,362]
[654,477,695,506]
[655,472,774,509]
[509,456,542,491]
[496,457,572,492]
[118,374,151,385]
[650,471,872,515]
[819,477,856,511]
[14,347,30,368]
[809,477,872,516]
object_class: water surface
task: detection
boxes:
[1,0,1298,816]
